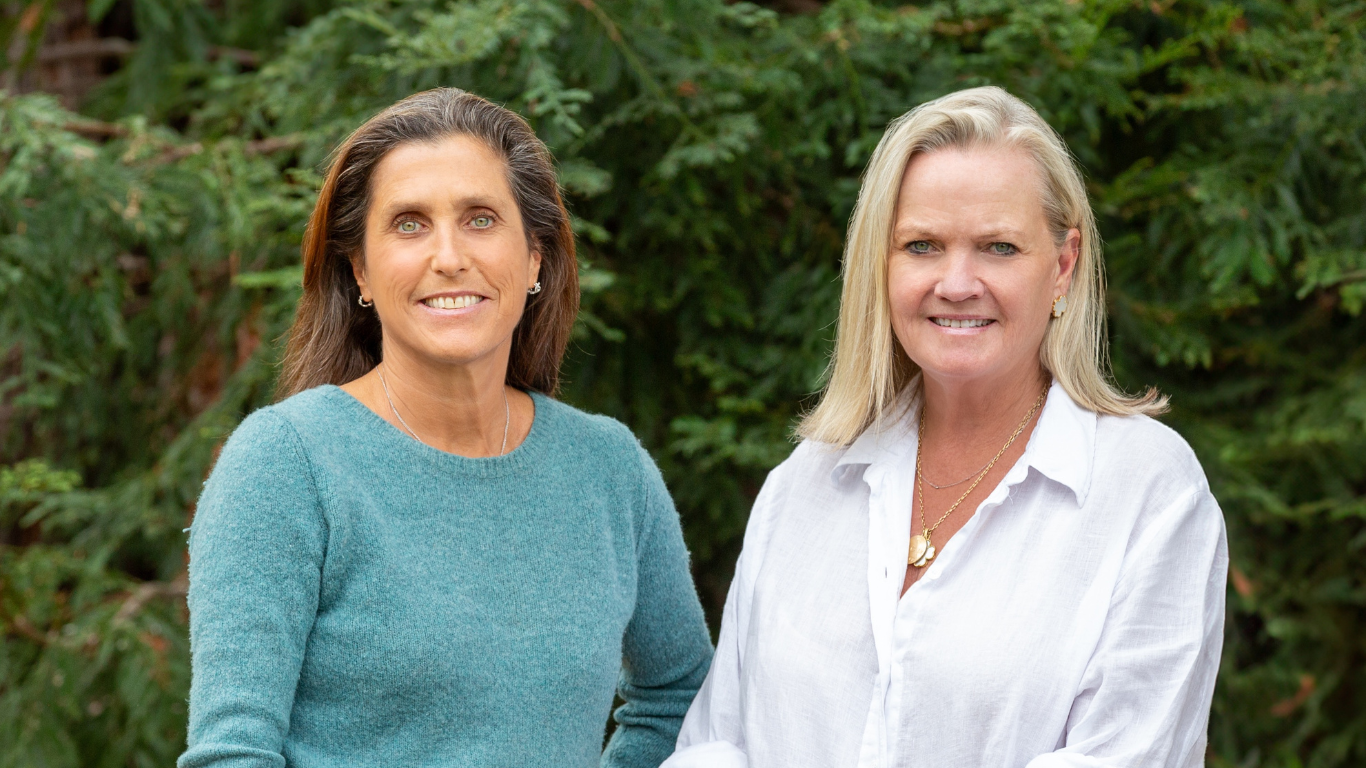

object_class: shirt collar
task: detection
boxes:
[831,396,917,484]
[1024,380,1096,505]
[829,379,1096,505]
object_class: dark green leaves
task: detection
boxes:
[2,0,1365,764]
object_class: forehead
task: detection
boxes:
[893,145,1047,232]
[368,134,513,206]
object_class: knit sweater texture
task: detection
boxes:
[178,386,714,768]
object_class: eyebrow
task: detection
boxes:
[892,223,1029,241]
[374,195,506,217]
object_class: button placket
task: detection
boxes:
[885,576,929,768]
[864,478,897,703]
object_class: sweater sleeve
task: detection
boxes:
[178,409,327,768]
[601,444,716,768]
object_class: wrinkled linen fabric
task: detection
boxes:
[665,381,1227,768]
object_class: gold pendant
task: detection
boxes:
[908,534,936,568]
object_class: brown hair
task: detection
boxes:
[276,88,579,399]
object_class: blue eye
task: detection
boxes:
[907,241,932,254]
[397,220,421,234]
[989,242,1017,255]
[471,215,494,229]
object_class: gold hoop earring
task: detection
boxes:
[1051,295,1068,318]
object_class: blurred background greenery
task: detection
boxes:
[1,0,1363,764]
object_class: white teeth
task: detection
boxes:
[423,295,483,310]
[932,318,991,329]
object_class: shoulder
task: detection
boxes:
[742,438,845,546]
[533,394,645,460]
[531,395,664,501]
[204,398,323,504]
[1092,411,1210,494]
[533,397,683,547]
[219,401,310,466]
[195,395,327,535]
[213,387,342,464]
[767,438,847,493]
[257,385,353,440]
[1089,412,1224,547]
[208,386,369,489]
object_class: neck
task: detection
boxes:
[373,342,512,457]
[919,362,1050,449]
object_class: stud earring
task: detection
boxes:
[528,282,542,295]
[1051,295,1068,318]
[358,295,373,308]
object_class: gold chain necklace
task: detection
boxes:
[908,384,1049,569]
[923,457,994,490]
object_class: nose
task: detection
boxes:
[934,249,984,303]
[429,221,469,276]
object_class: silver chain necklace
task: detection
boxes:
[377,366,509,456]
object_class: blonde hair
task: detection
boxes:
[797,86,1165,445]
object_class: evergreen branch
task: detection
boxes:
[1331,269,1366,287]
[112,578,189,626]
[6,612,54,645]
[570,0,699,134]
[35,37,134,63]
[53,120,301,163]
[63,119,127,139]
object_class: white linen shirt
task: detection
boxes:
[665,382,1227,768]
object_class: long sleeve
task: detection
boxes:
[659,554,749,768]
[655,397,1227,768]
[1024,487,1228,768]
[601,446,716,768]
[179,410,327,768]
[662,459,794,768]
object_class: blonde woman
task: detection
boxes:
[664,86,1227,768]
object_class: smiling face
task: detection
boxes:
[887,145,1079,390]
[353,134,541,373]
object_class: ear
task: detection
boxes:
[528,248,543,291]
[350,255,370,302]
[1055,228,1081,295]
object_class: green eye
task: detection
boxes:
[471,215,493,228]
[990,242,1017,255]
[907,240,932,254]
[397,220,420,234]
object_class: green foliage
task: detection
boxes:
[2,0,1364,764]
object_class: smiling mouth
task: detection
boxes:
[931,317,994,329]
[423,295,484,310]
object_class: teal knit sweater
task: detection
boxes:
[179,386,714,768]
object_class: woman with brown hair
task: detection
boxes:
[179,88,713,768]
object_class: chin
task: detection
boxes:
[913,351,1006,384]
[405,336,502,369]
[431,346,499,368]
[920,365,998,384]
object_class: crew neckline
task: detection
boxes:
[316,384,551,479]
